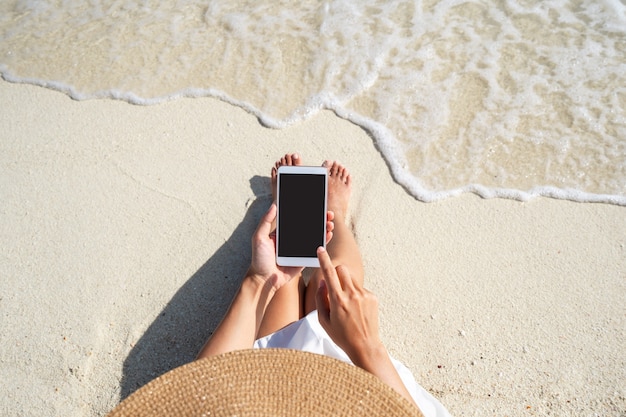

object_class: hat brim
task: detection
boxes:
[108,348,423,416]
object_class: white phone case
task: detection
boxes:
[276,165,328,267]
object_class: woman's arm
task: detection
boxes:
[197,204,302,359]
[196,273,276,359]
[315,247,419,408]
[197,204,333,359]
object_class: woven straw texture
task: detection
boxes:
[108,348,423,416]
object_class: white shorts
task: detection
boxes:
[254,310,451,417]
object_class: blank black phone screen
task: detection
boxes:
[278,173,326,257]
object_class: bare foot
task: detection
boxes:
[271,153,302,200]
[323,160,352,220]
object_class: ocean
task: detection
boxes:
[1,0,624,205]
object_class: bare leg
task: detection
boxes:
[305,161,363,314]
[256,153,305,339]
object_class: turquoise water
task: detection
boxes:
[1,0,625,204]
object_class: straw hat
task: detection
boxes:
[108,348,423,416]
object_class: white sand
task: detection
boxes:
[1,80,624,416]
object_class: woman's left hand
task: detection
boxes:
[247,203,334,290]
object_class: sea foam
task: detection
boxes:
[1,0,624,205]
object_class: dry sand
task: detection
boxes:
[1,80,624,416]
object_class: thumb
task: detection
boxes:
[254,203,276,239]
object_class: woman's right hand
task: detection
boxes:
[315,246,419,408]
[315,246,384,363]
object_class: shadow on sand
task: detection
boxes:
[119,175,271,400]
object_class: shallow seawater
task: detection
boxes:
[1,0,625,204]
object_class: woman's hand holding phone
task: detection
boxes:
[247,204,335,292]
[198,204,334,359]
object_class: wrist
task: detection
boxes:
[348,341,389,371]
[245,266,284,291]
[242,272,277,305]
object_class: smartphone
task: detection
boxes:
[276,165,328,267]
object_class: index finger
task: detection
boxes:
[317,247,341,295]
